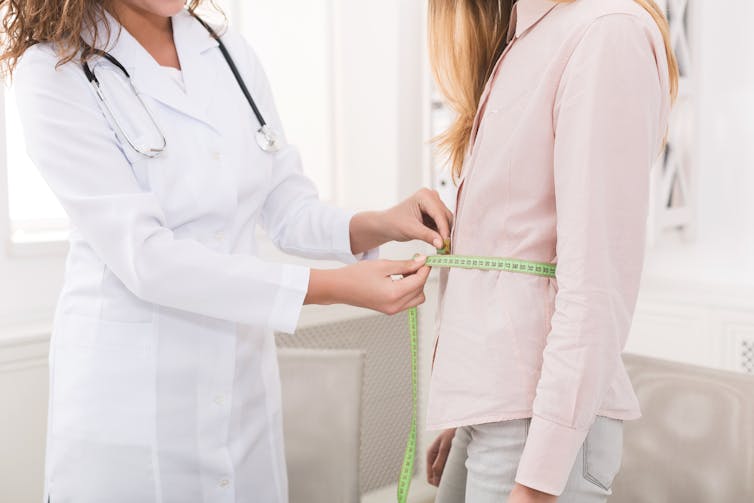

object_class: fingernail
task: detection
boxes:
[414,254,426,262]
[433,238,442,248]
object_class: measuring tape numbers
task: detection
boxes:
[396,253,556,503]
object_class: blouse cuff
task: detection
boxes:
[268,264,310,334]
[515,415,589,496]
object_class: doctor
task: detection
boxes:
[3,0,452,502]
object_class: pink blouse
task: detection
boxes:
[426,0,670,495]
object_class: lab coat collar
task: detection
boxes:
[86,9,222,130]
[508,0,560,42]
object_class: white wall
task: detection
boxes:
[239,0,338,201]
[330,0,425,210]
[695,0,754,253]
[645,0,754,284]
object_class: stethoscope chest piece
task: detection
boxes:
[256,125,282,153]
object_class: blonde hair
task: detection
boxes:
[0,0,212,78]
[428,0,680,180]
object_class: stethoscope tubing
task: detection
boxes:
[82,47,167,158]
[81,11,279,156]
[191,14,269,130]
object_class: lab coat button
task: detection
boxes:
[211,151,221,161]
[214,231,225,241]
[219,478,230,488]
[213,395,225,405]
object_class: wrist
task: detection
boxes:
[349,210,391,254]
[305,267,356,306]
[304,269,338,305]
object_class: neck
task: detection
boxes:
[110,3,182,69]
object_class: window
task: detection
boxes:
[4,85,70,245]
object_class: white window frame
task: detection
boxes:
[0,85,10,251]
[2,84,71,258]
[647,0,698,246]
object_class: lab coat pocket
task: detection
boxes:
[51,314,156,446]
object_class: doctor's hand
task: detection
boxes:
[304,255,430,315]
[350,189,453,254]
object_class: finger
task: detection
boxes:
[420,191,453,239]
[382,255,427,277]
[419,223,444,250]
[394,265,430,297]
[402,292,426,310]
[445,202,454,222]
[418,211,443,248]
[426,440,440,484]
[417,211,445,249]
[445,208,455,230]
[431,435,452,482]
[420,196,452,242]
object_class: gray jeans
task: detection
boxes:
[435,416,623,503]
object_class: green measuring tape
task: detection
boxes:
[396,252,556,503]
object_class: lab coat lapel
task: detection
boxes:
[171,11,222,127]
[104,10,219,130]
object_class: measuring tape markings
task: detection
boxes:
[396,253,556,503]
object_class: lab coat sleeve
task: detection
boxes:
[514,16,667,495]
[233,37,378,263]
[15,45,307,334]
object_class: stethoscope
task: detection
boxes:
[81,12,282,158]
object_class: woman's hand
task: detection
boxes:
[305,255,430,314]
[426,428,456,486]
[507,483,558,503]
[350,189,453,254]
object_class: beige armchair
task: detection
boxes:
[612,353,754,503]
[278,348,365,503]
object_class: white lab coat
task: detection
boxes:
[15,10,369,503]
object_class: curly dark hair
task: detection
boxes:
[0,0,217,78]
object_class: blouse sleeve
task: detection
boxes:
[515,14,668,495]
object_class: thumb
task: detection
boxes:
[418,224,444,249]
[387,255,427,276]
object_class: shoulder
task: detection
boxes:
[555,0,665,43]
[551,0,670,109]
[211,20,272,93]
[547,0,669,87]
[14,42,98,118]
[15,42,89,92]
[215,22,265,75]
[16,42,59,76]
